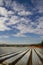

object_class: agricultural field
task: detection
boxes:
[0,46,43,65]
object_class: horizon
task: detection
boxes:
[0,41,42,45]
[0,0,43,44]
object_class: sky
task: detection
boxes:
[0,0,43,44]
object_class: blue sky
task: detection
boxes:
[0,0,43,44]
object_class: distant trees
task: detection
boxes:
[41,41,43,46]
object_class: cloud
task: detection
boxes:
[8,11,14,15]
[0,35,9,38]
[34,17,43,34]
[13,16,43,37]
[11,1,25,12]
[18,10,32,16]
[11,1,32,16]
[4,0,12,8]
[0,7,7,17]
[0,7,15,17]
[0,17,10,31]
[32,0,43,13]
[0,0,31,32]
[0,0,4,6]
[0,0,43,37]
[6,15,20,25]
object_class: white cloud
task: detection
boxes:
[0,17,10,31]
[11,1,32,16]
[37,17,43,29]
[8,11,14,15]
[6,15,20,25]
[0,6,16,31]
[11,1,25,12]
[0,11,43,37]
[13,20,34,37]
[0,0,32,33]
[0,7,14,17]
[12,34,26,37]
[0,0,43,37]
[13,16,43,37]
[4,0,12,7]
[34,17,43,34]
[0,7,8,17]
[18,10,32,16]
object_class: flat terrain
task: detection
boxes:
[0,46,43,65]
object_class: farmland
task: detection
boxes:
[0,46,43,65]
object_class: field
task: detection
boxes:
[0,46,43,65]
